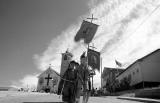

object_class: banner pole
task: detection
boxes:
[101,57,102,89]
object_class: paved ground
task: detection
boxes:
[0,91,145,103]
[118,96,160,103]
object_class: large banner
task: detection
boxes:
[87,49,100,71]
[74,20,98,44]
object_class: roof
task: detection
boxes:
[62,50,73,57]
[116,49,160,78]
[38,66,60,78]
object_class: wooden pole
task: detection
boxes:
[86,14,98,97]
[87,44,93,90]
[101,57,102,89]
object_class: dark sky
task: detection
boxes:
[0,0,89,86]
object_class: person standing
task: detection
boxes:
[75,53,90,103]
[61,61,77,103]
[74,62,80,103]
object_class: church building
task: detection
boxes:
[37,66,60,93]
[37,50,73,93]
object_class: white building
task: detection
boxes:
[116,49,160,88]
[37,66,60,93]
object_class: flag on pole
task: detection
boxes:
[87,49,100,71]
[74,20,98,44]
[115,60,122,67]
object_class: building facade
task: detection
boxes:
[116,49,160,89]
[37,66,60,93]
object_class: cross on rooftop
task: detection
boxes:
[87,14,98,23]
[89,43,97,50]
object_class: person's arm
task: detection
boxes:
[57,70,68,95]
[85,67,90,81]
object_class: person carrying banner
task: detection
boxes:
[61,60,77,103]
[74,62,80,103]
[75,52,90,103]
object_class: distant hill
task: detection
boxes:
[0,87,19,91]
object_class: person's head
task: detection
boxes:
[68,60,76,69]
[74,62,79,68]
[80,52,87,65]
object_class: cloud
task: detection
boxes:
[11,73,39,89]
[87,0,103,9]
[32,0,160,88]
[33,24,86,72]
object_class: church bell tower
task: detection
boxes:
[60,50,73,76]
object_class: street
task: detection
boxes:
[0,91,145,103]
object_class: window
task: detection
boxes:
[64,55,67,60]
[133,71,135,75]
[137,69,139,73]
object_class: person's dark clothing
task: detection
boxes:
[62,68,77,103]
